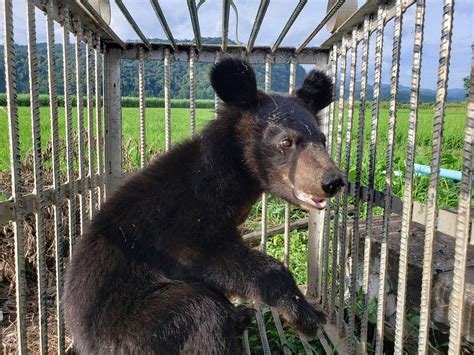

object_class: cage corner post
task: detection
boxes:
[104,46,123,197]
[306,50,331,301]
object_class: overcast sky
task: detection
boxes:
[1,0,472,89]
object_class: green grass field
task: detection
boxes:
[0,104,467,206]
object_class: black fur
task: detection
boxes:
[296,70,333,123]
[210,57,257,108]
[64,58,340,354]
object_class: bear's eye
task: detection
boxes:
[280,138,293,148]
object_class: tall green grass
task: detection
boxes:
[0,93,215,109]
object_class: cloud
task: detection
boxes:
[0,0,472,89]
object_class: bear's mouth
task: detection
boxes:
[292,188,327,210]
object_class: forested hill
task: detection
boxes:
[0,37,307,99]
[0,37,466,101]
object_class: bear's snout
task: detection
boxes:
[321,171,344,197]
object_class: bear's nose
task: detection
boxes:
[321,173,345,196]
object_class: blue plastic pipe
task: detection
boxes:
[394,163,474,181]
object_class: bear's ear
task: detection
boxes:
[210,57,257,109]
[296,70,333,119]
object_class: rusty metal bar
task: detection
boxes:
[418,0,455,353]
[247,0,270,52]
[360,7,385,352]
[139,46,147,167]
[272,0,307,52]
[322,44,338,310]
[393,1,425,353]
[262,52,291,353]
[115,0,151,49]
[221,0,231,51]
[3,0,27,351]
[28,0,47,352]
[255,307,271,355]
[332,35,347,325]
[261,53,272,252]
[295,0,346,54]
[149,0,177,50]
[375,1,404,353]
[340,27,358,343]
[164,47,172,151]
[187,0,202,50]
[46,2,66,352]
[120,44,328,65]
[74,22,87,235]
[214,52,222,119]
[95,38,105,206]
[242,330,251,355]
[270,308,292,355]
[447,44,473,355]
[86,32,96,219]
[349,16,370,350]
[62,7,78,255]
[189,49,197,138]
[284,56,298,267]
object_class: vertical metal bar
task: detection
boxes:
[264,53,272,92]
[95,37,105,206]
[447,45,473,355]
[164,48,171,152]
[46,1,66,351]
[350,17,371,350]
[322,44,338,310]
[221,0,231,51]
[139,46,146,167]
[340,28,358,343]
[393,1,425,353]
[2,0,27,351]
[417,1,455,353]
[284,56,298,267]
[28,1,47,352]
[62,8,78,255]
[255,307,271,355]
[263,53,290,353]
[261,53,272,252]
[375,1,403,353]
[308,206,325,299]
[360,7,385,352]
[242,330,251,355]
[307,50,330,299]
[332,35,347,324]
[86,32,96,218]
[189,49,197,138]
[214,52,222,119]
[74,23,87,235]
[104,47,123,195]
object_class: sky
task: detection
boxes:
[0,0,472,89]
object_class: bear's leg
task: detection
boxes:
[80,281,245,354]
[180,239,326,337]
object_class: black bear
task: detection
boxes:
[64,57,344,354]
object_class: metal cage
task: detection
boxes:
[1,0,472,354]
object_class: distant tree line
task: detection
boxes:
[0,37,307,100]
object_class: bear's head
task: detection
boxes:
[210,57,344,210]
